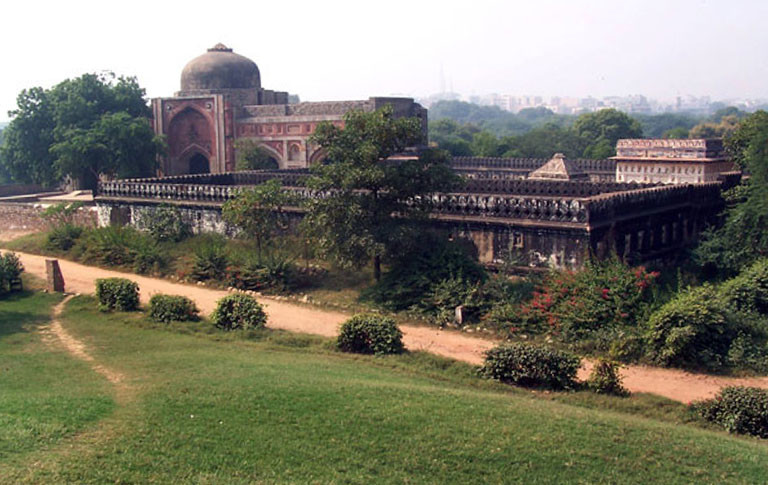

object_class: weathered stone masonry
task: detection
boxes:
[96,171,725,269]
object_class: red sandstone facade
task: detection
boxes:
[151,44,426,175]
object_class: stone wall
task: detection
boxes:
[95,169,726,270]
[0,184,47,198]
[0,203,97,232]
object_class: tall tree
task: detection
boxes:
[572,109,643,159]
[696,110,768,274]
[0,73,162,189]
[305,106,459,280]
[222,179,294,258]
[0,87,57,186]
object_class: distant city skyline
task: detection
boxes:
[418,91,767,116]
[1,0,767,122]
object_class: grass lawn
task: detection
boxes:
[0,288,114,468]
[1,293,766,483]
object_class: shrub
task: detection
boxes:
[95,277,139,312]
[420,277,483,326]
[479,343,581,390]
[45,223,84,251]
[211,294,266,330]
[337,314,404,355]
[693,386,768,438]
[41,201,84,227]
[82,226,139,267]
[644,285,737,370]
[229,252,298,292]
[586,359,629,396]
[148,294,199,323]
[0,252,24,295]
[365,231,487,312]
[524,258,659,341]
[720,258,768,316]
[132,240,168,275]
[145,205,191,243]
[191,242,228,281]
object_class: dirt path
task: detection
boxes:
[41,295,134,404]
[13,250,768,403]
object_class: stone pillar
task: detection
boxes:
[45,259,65,293]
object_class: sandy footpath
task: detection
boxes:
[7,246,768,403]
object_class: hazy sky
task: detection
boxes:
[1,0,767,121]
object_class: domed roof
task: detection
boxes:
[180,43,261,92]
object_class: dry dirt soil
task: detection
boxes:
[4,231,768,404]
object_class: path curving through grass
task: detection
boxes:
[42,295,134,404]
[12,251,768,403]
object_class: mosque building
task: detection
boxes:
[151,43,426,175]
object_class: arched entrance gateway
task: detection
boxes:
[188,153,210,174]
[151,44,427,172]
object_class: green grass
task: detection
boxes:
[0,288,114,466]
[1,294,766,483]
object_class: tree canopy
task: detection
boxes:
[0,73,163,188]
[696,110,768,274]
[571,109,643,159]
[430,108,643,159]
[222,179,294,257]
[304,106,459,280]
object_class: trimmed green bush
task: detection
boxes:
[586,359,629,396]
[479,343,581,390]
[211,294,266,330]
[95,277,139,312]
[693,386,768,438]
[337,314,404,355]
[0,251,24,295]
[644,285,736,370]
[148,294,199,323]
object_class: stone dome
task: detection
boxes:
[180,43,261,92]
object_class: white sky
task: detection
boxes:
[1,0,767,120]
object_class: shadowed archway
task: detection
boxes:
[189,153,210,174]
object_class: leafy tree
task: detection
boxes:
[517,107,556,123]
[51,111,162,188]
[724,110,768,169]
[428,119,477,156]
[235,139,279,170]
[710,106,748,123]
[634,113,700,139]
[0,87,57,186]
[689,115,740,140]
[696,111,768,274]
[503,123,585,159]
[0,73,163,189]
[662,127,689,139]
[572,109,643,158]
[305,106,459,280]
[222,179,294,258]
[470,131,500,157]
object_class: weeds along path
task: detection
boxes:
[15,251,768,403]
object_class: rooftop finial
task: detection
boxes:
[208,43,233,52]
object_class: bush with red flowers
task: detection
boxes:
[523,258,660,341]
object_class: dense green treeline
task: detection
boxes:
[429,100,751,159]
